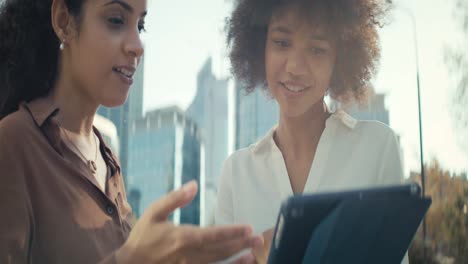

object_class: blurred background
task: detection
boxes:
[12,0,465,262]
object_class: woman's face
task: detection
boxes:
[64,0,147,108]
[265,6,337,118]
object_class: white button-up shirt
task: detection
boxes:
[215,109,409,263]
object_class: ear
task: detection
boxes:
[51,0,75,45]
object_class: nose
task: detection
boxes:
[124,30,144,61]
[285,49,308,77]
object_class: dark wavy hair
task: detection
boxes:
[226,0,391,105]
[0,0,85,119]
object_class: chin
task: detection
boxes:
[101,96,128,108]
[280,101,325,119]
[280,105,309,118]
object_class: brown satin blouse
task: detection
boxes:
[0,97,133,264]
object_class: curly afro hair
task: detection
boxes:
[226,0,391,105]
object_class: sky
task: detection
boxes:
[375,0,468,174]
[140,0,468,175]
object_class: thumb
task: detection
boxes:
[262,228,274,251]
[144,180,198,222]
[252,234,265,253]
[263,228,274,241]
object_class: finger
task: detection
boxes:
[198,225,253,243]
[143,180,198,222]
[174,224,253,248]
[263,232,274,249]
[231,251,255,264]
[253,235,265,252]
[251,240,266,264]
[263,229,274,241]
[202,235,263,263]
[168,226,258,264]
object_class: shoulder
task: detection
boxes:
[0,109,37,170]
[332,109,393,135]
[353,120,396,140]
[222,147,254,169]
[347,120,398,152]
[356,121,400,160]
[330,110,399,151]
[0,108,36,145]
[225,125,276,165]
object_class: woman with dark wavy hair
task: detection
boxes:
[0,0,262,263]
[215,0,408,263]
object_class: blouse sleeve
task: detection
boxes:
[215,157,235,225]
[377,129,410,264]
[0,122,33,263]
[377,129,405,186]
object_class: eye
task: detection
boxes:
[274,40,290,48]
[311,47,327,55]
[138,23,146,33]
[108,17,124,25]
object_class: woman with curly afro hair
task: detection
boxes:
[0,0,262,263]
[215,0,409,263]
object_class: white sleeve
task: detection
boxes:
[215,157,234,225]
[212,158,251,264]
[377,129,405,185]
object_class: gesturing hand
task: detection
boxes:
[115,181,262,264]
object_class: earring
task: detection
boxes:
[59,40,65,51]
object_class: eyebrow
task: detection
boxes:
[270,26,292,34]
[270,25,329,41]
[104,0,147,17]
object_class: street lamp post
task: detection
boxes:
[398,4,428,258]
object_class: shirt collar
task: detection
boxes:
[21,96,121,175]
[332,108,358,130]
[22,96,60,127]
[250,106,357,154]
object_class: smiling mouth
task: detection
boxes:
[112,67,134,78]
[280,82,310,93]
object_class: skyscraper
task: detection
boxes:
[235,86,279,150]
[97,57,145,182]
[186,57,229,223]
[345,93,390,125]
[127,106,202,224]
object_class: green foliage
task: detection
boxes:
[409,160,468,263]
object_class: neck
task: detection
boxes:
[51,73,98,139]
[275,100,328,158]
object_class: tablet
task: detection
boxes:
[268,183,431,264]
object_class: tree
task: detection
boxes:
[409,160,468,263]
[446,0,468,151]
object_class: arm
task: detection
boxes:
[377,130,405,185]
[0,127,33,263]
